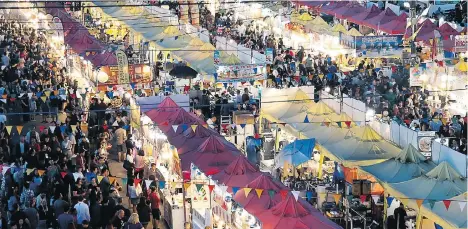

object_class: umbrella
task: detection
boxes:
[169,65,198,88]
[275,139,315,168]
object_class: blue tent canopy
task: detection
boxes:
[275,138,316,168]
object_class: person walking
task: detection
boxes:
[74,196,90,227]
[136,197,151,228]
[148,187,160,229]
[124,213,144,229]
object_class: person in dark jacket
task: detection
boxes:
[136,197,151,228]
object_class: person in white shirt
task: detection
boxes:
[74,196,90,225]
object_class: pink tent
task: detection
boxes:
[172,127,218,153]
[405,19,439,42]
[379,13,408,34]
[65,29,103,54]
[90,52,117,67]
[145,97,181,124]
[179,135,240,171]
[348,5,381,25]
[439,23,460,39]
[362,7,397,30]
[333,3,366,20]
[233,174,286,215]
[257,195,341,229]
[158,109,206,137]
[321,1,349,15]
[211,155,261,191]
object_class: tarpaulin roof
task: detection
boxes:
[90,52,117,67]
[405,19,439,41]
[159,110,206,137]
[233,174,286,215]
[348,5,381,25]
[379,13,408,34]
[65,29,103,54]
[276,139,316,168]
[169,125,218,150]
[321,1,349,16]
[421,193,467,229]
[299,1,327,7]
[439,23,460,38]
[211,155,261,190]
[362,7,397,29]
[257,195,342,229]
[361,144,436,183]
[137,95,190,113]
[333,2,366,20]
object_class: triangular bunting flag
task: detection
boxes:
[0,99,6,103]
[60,126,66,133]
[195,183,203,192]
[145,180,152,189]
[191,125,197,132]
[355,121,361,126]
[371,195,380,204]
[386,197,394,206]
[319,192,326,200]
[324,122,330,127]
[97,176,104,183]
[268,190,276,199]
[280,190,288,200]
[158,181,166,189]
[459,201,466,211]
[73,173,80,182]
[60,172,67,178]
[306,191,312,201]
[336,122,342,128]
[71,125,77,133]
[333,193,341,204]
[40,96,47,102]
[416,199,424,209]
[181,124,188,131]
[243,188,252,198]
[434,223,443,229]
[37,170,45,176]
[44,91,51,97]
[304,115,309,123]
[202,124,208,128]
[443,200,451,210]
[170,181,176,189]
[219,185,228,194]
[172,125,178,132]
[121,178,128,186]
[5,126,12,134]
[2,166,9,175]
[161,121,169,126]
[183,182,191,190]
[49,126,56,133]
[208,185,215,194]
[26,169,34,175]
[360,195,367,203]
[255,189,263,198]
[292,191,300,201]
[428,200,436,209]
[232,187,239,195]
[109,177,116,184]
[134,179,141,186]
[344,121,351,128]
[240,124,246,129]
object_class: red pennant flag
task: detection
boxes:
[221,124,228,130]
[280,190,288,200]
[443,200,451,210]
[134,178,141,186]
[39,126,45,132]
[280,123,286,126]
[438,61,444,67]
[60,172,67,178]
[70,94,76,99]
[208,185,215,193]
[204,196,208,201]
[160,121,169,126]
[344,121,352,128]
[254,133,260,139]
[360,195,367,203]
[10,98,16,102]
[404,119,411,125]
[324,122,331,127]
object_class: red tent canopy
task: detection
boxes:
[179,135,240,171]
[211,155,261,191]
[379,13,408,34]
[233,174,286,215]
[363,7,397,30]
[90,52,117,67]
[145,97,181,124]
[65,29,103,54]
[169,125,218,149]
[257,195,342,229]
[321,1,349,15]
[333,3,366,20]
[348,5,381,25]
[405,19,439,41]
[158,109,206,137]
[439,23,460,39]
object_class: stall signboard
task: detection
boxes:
[339,32,356,49]
[215,64,266,82]
[266,48,273,64]
[191,184,211,209]
[454,35,468,53]
[116,49,130,84]
[409,67,423,87]
[417,131,436,158]
[355,35,404,58]
[214,50,220,65]
[99,66,119,85]
[99,64,152,85]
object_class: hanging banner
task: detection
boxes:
[409,67,423,87]
[99,66,119,85]
[265,48,273,64]
[454,35,468,53]
[417,131,436,158]
[116,49,130,84]
[129,64,152,83]
[355,35,404,58]
[214,50,220,65]
[339,32,356,49]
[215,64,266,82]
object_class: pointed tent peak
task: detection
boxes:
[381,7,397,16]
[196,135,234,154]
[224,54,242,65]
[192,125,217,138]
[308,101,333,115]
[347,27,362,36]
[188,38,205,47]
[224,155,258,175]
[297,13,313,21]
[246,174,284,192]
[311,16,328,26]
[332,23,347,33]
[200,43,216,52]
[169,109,203,125]
[357,125,383,142]
[158,97,179,109]
[270,194,309,218]
[292,89,311,103]
[395,12,408,21]
[369,4,381,12]
[163,26,180,35]
[425,161,464,181]
[394,144,427,164]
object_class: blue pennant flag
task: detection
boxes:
[60,126,66,133]
[174,36,179,40]
[159,181,166,189]
[232,187,239,195]
[213,73,218,80]
[123,125,130,130]
[336,122,342,128]
[130,83,136,90]
[240,124,246,129]
[386,197,394,206]
[223,83,228,88]
[304,115,309,123]
[36,92,42,98]
[107,91,114,99]
[306,191,312,201]
[253,68,258,74]
[434,223,443,229]
[181,124,188,131]
[121,178,128,186]
[421,62,427,70]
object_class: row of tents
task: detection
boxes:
[143,97,342,229]
[260,88,466,229]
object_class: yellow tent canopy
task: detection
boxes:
[347,27,362,36]
[298,13,313,21]
[223,54,242,65]
[188,38,205,47]
[332,23,347,33]
[455,57,467,72]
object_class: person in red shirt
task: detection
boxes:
[148,186,160,229]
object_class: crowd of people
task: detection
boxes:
[0,13,163,229]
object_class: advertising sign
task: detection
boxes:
[355,35,404,58]
[116,49,130,84]
[99,64,151,85]
[454,35,468,53]
[214,50,220,65]
[409,67,423,87]
[339,32,356,49]
[417,131,436,158]
[215,64,266,82]
[265,48,274,64]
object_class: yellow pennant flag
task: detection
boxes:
[400,198,409,207]
[5,126,12,134]
[97,176,104,184]
[171,181,177,188]
[37,170,45,176]
[202,124,208,128]
[71,125,77,133]
[16,126,23,134]
[319,74,324,79]
[244,188,252,198]
[81,124,89,134]
[318,192,326,200]
[26,169,34,175]
[109,177,116,184]
[183,182,191,190]
[333,193,341,204]
[40,96,47,102]
[191,125,197,132]
[416,199,424,209]
[255,189,264,198]
[44,91,51,97]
